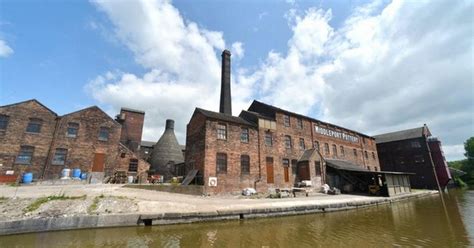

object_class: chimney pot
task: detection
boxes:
[165,119,175,130]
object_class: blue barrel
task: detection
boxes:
[72,168,81,178]
[22,173,33,184]
[80,172,87,180]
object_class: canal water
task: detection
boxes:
[1,190,473,247]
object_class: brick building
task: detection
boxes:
[0,99,150,182]
[185,50,381,194]
[374,125,451,189]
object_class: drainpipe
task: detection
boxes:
[42,116,61,179]
[254,127,262,190]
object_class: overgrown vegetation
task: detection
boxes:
[448,137,474,189]
[0,196,8,202]
[24,194,86,213]
[88,194,105,214]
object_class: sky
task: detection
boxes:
[0,0,472,161]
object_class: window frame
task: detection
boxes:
[296,118,303,129]
[66,122,79,138]
[324,143,330,155]
[240,155,250,175]
[332,144,337,157]
[299,138,305,150]
[98,127,110,141]
[283,114,290,127]
[15,146,34,165]
[0,114,9,130]
[353,149,357,157]
[217,123,227,140]
[340,146,345,157]
[265,131,273,147]
[240,127,249,143]
[128,158,139,172]
[216,153,227,174]
[26,118,42,133]
[52,148,68,165]
[284,135,292,149]
[314,141,320,151]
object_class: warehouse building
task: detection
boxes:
[0,99,150,182]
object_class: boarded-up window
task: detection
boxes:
[240,128,249,143]
[98,127,109,141]
[0,115,9,130]
[283,115,290,127]
[26,118,42,133]
[67,122,79,138]
[284,136,292,149]
[128,159,138,172]
[241,155,250,175]
[265,131,273,146]
[15,146,34,164]
[216,153,227,174]
[52,148,67,165]
[217,124,227,140]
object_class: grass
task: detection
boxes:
[0,196,8,202]
[24,194,86,213]
[88,194,105,214]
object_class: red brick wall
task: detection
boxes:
[0,101,57,179]
[185,112,207,181]
[119,110,144,152]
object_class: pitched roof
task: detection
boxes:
[298,148,320,162]
[373,126,426,143]
[248,100,373,138]
[60,105,120,125]
[194,108,256,126]
[0,99,57,116]
[121,107,145,114]
[326,159,371,173]
[140,140,155,147]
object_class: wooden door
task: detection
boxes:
[266,157,274,184]
[284,167,289,182]
[298,162,310,180]
[92,153,105,172]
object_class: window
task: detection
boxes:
[291,159,298,175]
[363,138,366,144]
[297,118,303,129]
[241,155,250,175]
[128,159,138,172]
[372,152,376,160]
[283,114,290,127]
[217,123,227,140]
[353,149,357,157]
[67,122,79,138]
[365,151,368,159]
[98,127,109,141]
[26,118,42,133]
[315,161,321,176]
[0,115,9,130]
[216,153,227,173]
[324,143,330,155]
[15,146,34,164]
[282,159,290,167]
[52,148,67,165]
[240,128,249,143]
[284,135,292,149]
[332,144,337,157]
[367,166,371,171]
[314,141,320,151]
[411,141,421,148]
[265,131,273,146]
[340,146,345,157]
[397,156,405,165]
[414,155,425,163]
[299,138,305,150]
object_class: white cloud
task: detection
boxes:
[88,0,473,161]
[0,39,13,58]
[231,42,244,59]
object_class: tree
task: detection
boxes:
[465,137,474,160]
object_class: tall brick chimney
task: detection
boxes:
[219,50,232,115]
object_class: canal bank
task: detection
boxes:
[0,185,437,236]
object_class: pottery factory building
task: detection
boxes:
[0,99,150,182]
[184,50,410,195]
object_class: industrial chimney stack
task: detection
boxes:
[219,50,232,115]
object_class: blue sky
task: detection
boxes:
[0,0,472,160]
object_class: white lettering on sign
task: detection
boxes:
[314,125,359,143]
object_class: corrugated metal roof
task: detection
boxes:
[326,159,371,173]
[373,127,424,143]
[140,141,155,147]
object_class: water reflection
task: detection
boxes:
[1,190,472,248]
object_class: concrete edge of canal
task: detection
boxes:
[0,191,438,236]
